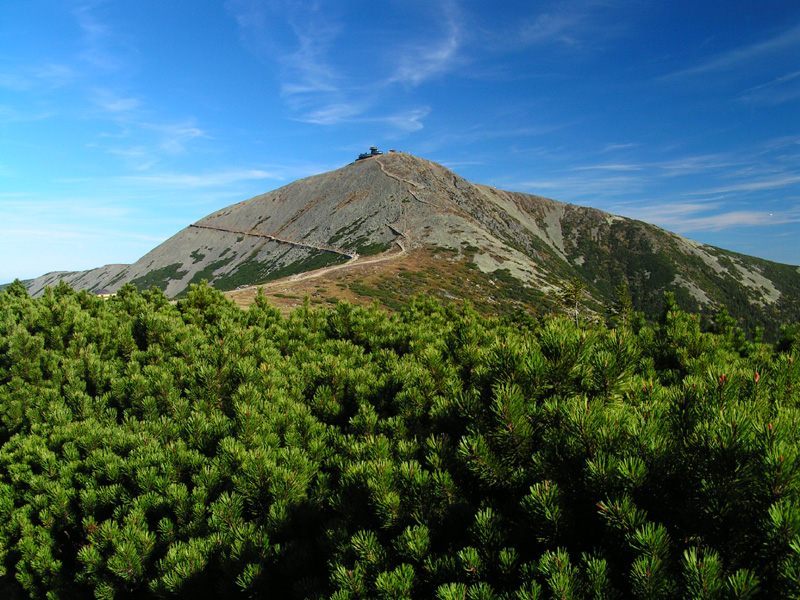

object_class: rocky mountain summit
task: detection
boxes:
[17,152,800,334]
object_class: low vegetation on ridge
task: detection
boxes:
[0,281,799,599]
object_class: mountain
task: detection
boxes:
[16,151,800,336]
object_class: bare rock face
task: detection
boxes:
[16,152,800,334]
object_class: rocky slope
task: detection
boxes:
[16,152,800,334]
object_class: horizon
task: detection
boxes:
[2,1,799,282]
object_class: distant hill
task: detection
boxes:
[16,151,800,336]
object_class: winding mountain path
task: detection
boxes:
[376,156,437,206]
[197,161,416,292]
[262,233,408,287]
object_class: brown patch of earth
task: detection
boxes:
[224,247,553,318]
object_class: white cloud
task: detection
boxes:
[601,143,639,153]
[107,146,160,171]
[516,0,629,49]
[299,103,365,126]
[510,173,645,199]
[380,108,430,133]
[694,175,800,196]
[33,63,76,88]
[152,122,208,155]
[91,88,142,112]
[0,63,75,93]
[0,105,57,124]
[654,154,738,176]
[520,11,584,46]
[389,13,462,87]
[571,163,644,172]
[278,22,342,100]
[740,70,800,105]
[230,1,344,104]
[73,2,128,72]
[663,23,800,80]
[569,152,744,177]
[100,119,209,165]
[226,1,456,133]
[122,169,280,188]
[623,203,800,232]
[0,72,32,92]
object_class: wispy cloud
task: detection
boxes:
[572,163,644,172]
[380,108,431,133]
[299,103,365,126]
[98,118,209,168]
[0,64,76,106]
[227,0,353,125]
[5,227,166,245]
[73,1,130,72]
[655,154,739,177]
[566,153,737,176]
[497,135,800,238]
[0,72,32,92]
[107,146,160,171]
[692,174,800,196]
[740,70,800,105]
[389,7,463,87]
[226,1,462,132]
[91,88,142,112]
[601,143,639,153]
[4,228,103,243]
[520,10,585,46]
[416,122,562,155]
[0,63,76,91]
[278,8,342,100]
[510,173,645,199]
[122,169,280,188]
[0,105,57,124]
[516,0,628,49]
[148,121,208,155]
[622,202,800,232]
[663,23,800,80]
[0,197,132,221]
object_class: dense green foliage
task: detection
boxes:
[556,216,800,342]
[0,280,799,599]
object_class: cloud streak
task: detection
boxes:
[91,88,142,113]
[663,23,800,80]
[622,202,800,232]
[122,169,280,188]
[226,1,465,132]
[73,1,129,72]
[388,7,463,87]
[740,70,800,105]
[516,0,629,50]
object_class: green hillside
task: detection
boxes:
[0,281,799,599]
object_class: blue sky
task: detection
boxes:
[1,1,799,282]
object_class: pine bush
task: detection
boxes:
[0,283,797,598]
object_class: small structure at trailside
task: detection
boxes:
[94,288,116,300]
[356,146,383,161]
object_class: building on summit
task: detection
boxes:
[356,146,383,161]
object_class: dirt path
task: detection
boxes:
[194,220,411,292]
[213,161,415,295]
[190,224,356,258]
[376,157,437,206]
[242,233,408,291]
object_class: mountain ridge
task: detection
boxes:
[12,152,800,336]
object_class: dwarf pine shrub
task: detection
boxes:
[0,282,797,599]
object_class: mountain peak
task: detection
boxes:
[17,152,800,338]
